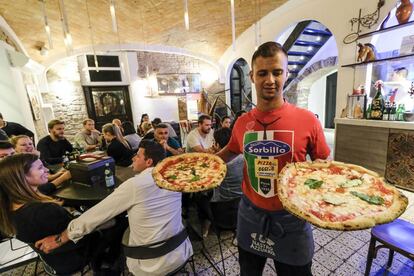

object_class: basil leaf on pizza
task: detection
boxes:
[277,161,408,230]
[350,191,384,205]
[152,153,227,193]
[304,178,323,189]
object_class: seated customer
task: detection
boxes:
[211,128,243,202]
[10,135,71,195]
[37,120,73,165]
[74,119,101,151]
[102,123,134,167]
[35,141,193,276]
[121,121,141,151]
[0,112,35,141]
[152,123,183,157]
[0,140,15,158]
[0,154,111,274]
[151,117,178,139]
[0,129,8,140]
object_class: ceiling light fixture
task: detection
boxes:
[58,0,72,53]
[40,0,53,49]
[110,0,118,33]
[184,0,189,30]
[230,0,236,51]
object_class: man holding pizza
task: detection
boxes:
[217,41,330,276]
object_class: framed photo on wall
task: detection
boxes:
[25,84,41,121]
[157,73,201,95]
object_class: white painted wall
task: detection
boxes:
[308,75,327,125]
[0,46,37,139]
[219,0,396,118]
[127,52,180,124]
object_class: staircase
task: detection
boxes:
[282,21,333,88]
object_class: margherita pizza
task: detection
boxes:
[278,160,408,230]
[153,153,227,192]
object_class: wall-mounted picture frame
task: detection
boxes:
[25,84,41,121]
[157,73,201,95]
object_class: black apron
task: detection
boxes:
[237,196,314,266]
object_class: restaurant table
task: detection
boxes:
[53,165,135,207]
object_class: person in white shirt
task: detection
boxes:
[35,140,193,276]
[186,114,215,153]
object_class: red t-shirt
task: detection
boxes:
[227,102,330,211]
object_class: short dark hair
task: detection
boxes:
[121,121,137,136]
[198,114,211,124]
[0,140,13,150]
[82,119,94,126]
[151,118,162,126]
[251,42,288,69]
[222,116,230,121]
[154,123,168,130]
[139,140,166,166]
[48,119,64,130]
[213,128,231,149]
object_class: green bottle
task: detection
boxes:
[370,86,384,120]
[366,104,371,119]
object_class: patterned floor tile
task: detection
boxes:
[350,230,372,243]
[314,248,344,271]
[334,262,364,276]
[313,229,333,246]
[315,228,343,239]
[395,253,414,268]
[311,261,331,276]
[197,266,220,276]
[324,239,355,260]
[263,263,277,275]
[205,243,233,263]
[346,252,382,273]
[336,232,366,251]
[214,255,240,276]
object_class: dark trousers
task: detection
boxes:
[238,246,313,276]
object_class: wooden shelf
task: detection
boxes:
[358,20,414,39]
[341,52,414,68]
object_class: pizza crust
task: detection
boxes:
[278,161,409,230]
[152,152,227,193]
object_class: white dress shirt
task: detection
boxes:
[67,167,193,275]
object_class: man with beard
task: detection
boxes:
[37,119,73,165]
[152,123,183,157]
[74,119,101,151]
[186,114,215,153]
[217,42,330,276]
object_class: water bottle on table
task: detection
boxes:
[104,163,115,188]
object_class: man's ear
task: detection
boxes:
[146,158,154,167]
[249,70,254,83]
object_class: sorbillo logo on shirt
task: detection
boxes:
[244,140,291,157]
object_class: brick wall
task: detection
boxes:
[42,57,88,142]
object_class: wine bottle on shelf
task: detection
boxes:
[389,102,397,121]
[370,85,384,120]
[366,104,371,119]
[382,101,390,121]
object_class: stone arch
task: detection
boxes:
[284,56,338,107]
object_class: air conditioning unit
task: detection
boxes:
[77,54,129,86]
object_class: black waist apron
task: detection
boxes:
[237,196,314,266]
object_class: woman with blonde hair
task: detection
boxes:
[102,123,134,167]
[0,154,96,274]
[9,135,71,195]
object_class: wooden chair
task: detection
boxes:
[365,219,414,276]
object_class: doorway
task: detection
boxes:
[83,86,133,131]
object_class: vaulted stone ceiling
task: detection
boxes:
[0,0,288,64]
